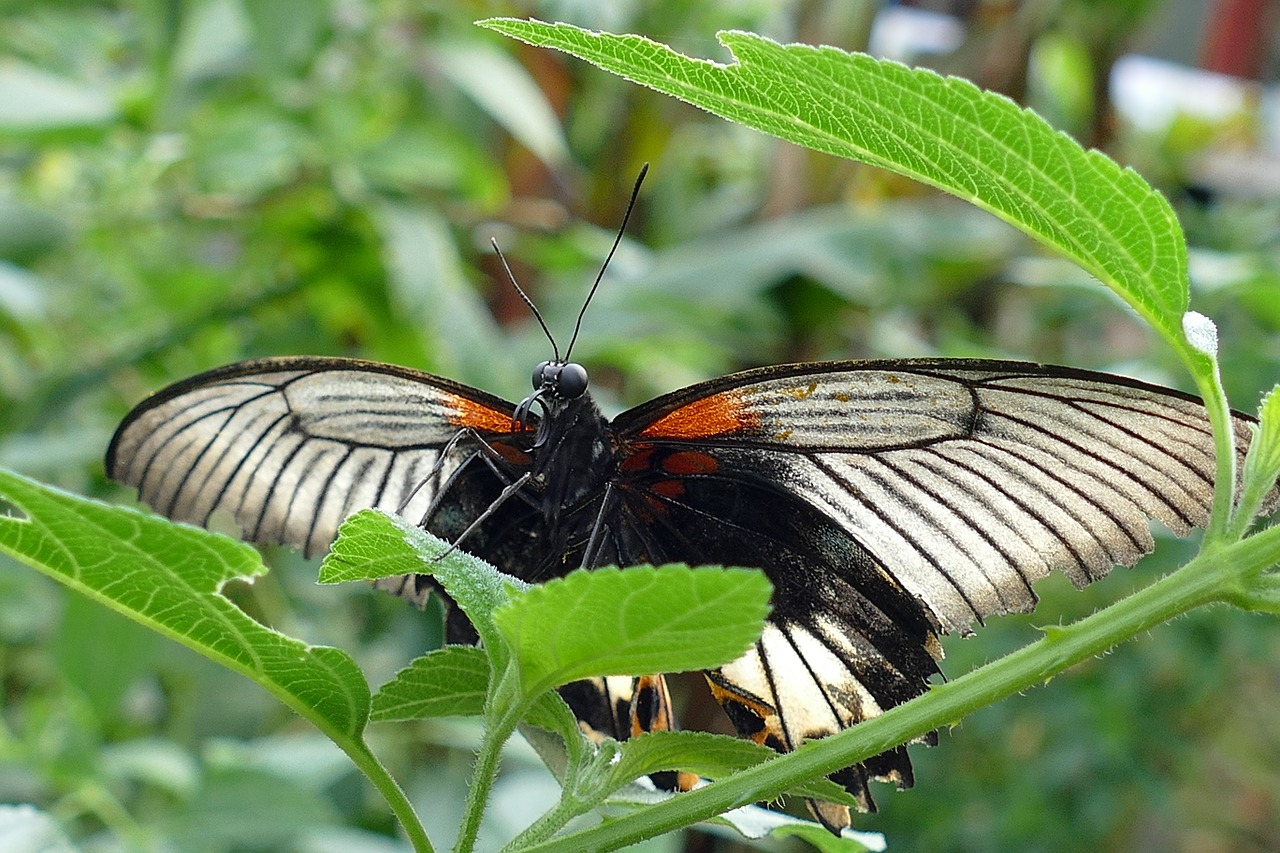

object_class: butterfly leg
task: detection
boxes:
[580,481,617,569]
[402,426,532,521]
[433,471,533,559]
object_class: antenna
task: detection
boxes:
[564,162,649,361]
[492,237,560,361]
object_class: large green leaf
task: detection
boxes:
[491,564,771,695]
[0,468,369,741]
[479,19,1189,350]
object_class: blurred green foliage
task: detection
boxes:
[1,1,1278,851]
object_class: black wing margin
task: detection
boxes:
[106,356,523,557]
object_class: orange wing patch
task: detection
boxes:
[629,674,699,793]
[660,449,720,475]
[446,395,525,434]
[638,390,760,439]
[704,671,786,752]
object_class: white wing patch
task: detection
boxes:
[720,620,885,749]
[742,369,977,449]
[108,362,507,557]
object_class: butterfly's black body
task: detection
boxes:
[107,350,1270,831]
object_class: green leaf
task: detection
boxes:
[372,646,490,722]
[0,468,369,742]
[319,509,526,656]
[0,63,116,133]
[171,0,252,83]
[318,508,437,584]
[769,822,877,852]
[478,19,1190,349]
[492,565,771,695]
[522,689,587,744]
[373,201,517,391]
[370,643,582,748]
[436,40,570,168]
[1236,385,1280,531]
[162,766,339,850]
[611,731,858,807]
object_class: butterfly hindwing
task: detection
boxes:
[597,440,941,814]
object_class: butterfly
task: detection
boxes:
[105,346,1266,829]
[103,168,1268,835]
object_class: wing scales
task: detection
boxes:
[619,359,1260,632]
[107,358,520,557]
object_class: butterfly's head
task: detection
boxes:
[531,360,589,400]
[513,360,590,437]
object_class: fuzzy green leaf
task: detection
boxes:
[492,565,770,695]
[371,645,581,735]
[1237,385,1280,529]
[0,468,369,740]
[319,509,525,656]
[611,730,858,807]
[480,18,1189,349]
[371,646,490,722]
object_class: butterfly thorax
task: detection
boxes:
[528,390,615,525]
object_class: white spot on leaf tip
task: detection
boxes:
[1182,311,1219,357]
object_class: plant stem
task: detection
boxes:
[1183,345,1238,541]
[343,740,436,853]
[454,721,508,853]
[455,667,526,853]
[54,782,150,850]
[501,794,587,851]
[513,527,1280,852]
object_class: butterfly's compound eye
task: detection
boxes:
[555,362,589,399]
[532,360,553,390]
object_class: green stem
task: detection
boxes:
[513,527,1280,852]
[455,666,526,853]
[1216,524,1280,600]
[53,782,151,850]
[500,721,603,851]
[1181,344,1238,541]
[501,794,588,851]
[343,740,435,853]
[1222,572,1280,613]
[454,721,509,853]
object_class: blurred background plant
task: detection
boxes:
[1,1,1278,851]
